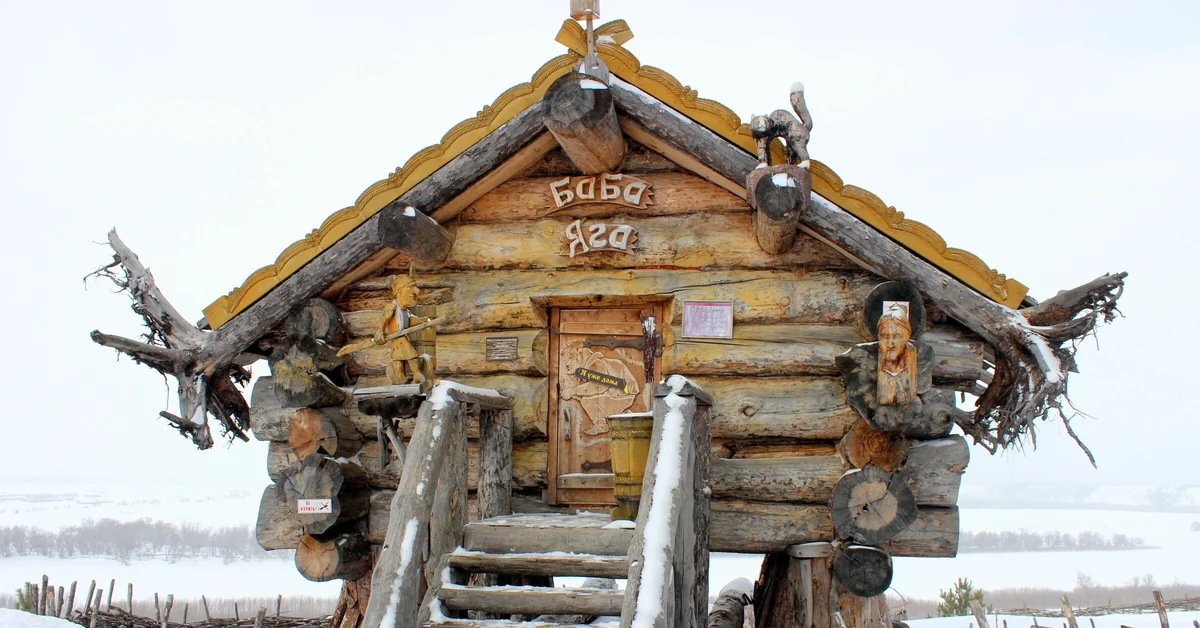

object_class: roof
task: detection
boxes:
[201,19,1027,330]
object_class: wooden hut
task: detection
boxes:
[90,14,1125,628]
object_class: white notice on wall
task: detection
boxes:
[682,301,735,339]
[297,499,333,514]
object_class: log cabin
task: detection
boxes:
[89,11,1125,628]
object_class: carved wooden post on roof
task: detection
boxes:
[747,83,814,254]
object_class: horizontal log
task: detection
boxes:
[712,440,838,459]
[270,438,546,491]
[441,215,850,271]
[460,172,746,222]
[710,447,961,507]
[345,329,548,378]
[710,500,959,557]
[694,376,858,441]
[249,377,377,442]
[295,532,372,582]
[439,584,623,617]
[522,141,681,178]
[447,550,630,579]
[279,454,370,535]
[341,268,885,334]
[671,324,983,382]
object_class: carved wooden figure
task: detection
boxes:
[339,275,438,393]
[836,283,954,438]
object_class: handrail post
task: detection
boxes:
[362,398,460,628]
[621,375,712,628]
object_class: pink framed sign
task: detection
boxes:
[682,300,735,339]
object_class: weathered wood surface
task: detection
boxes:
[341,269,885,334]
[345,329,548,378]
[707,578,752,628]
[362,400,458,628]
[288,407,363,458]
[447,550,629,579]
[524,141,680,177]
[376,202,454,263]
[831,467,918,545]
[249,377,378,442]
[295,532,372,582]
[460,172,744,222]
[342,322,978,383]
[279,454,370,535]
[747,165,811,255]
[462,512,633,556]
[711,437,964,507]
[255,484,304,551]
[543,72,626,175]
[840,420,904,471]
[710,501,959,557]
[477,408,514,521]
[621,381,708,628]
[671,325,982,383]
[753,554,808,628]
[442,215,850,271]
[899,435,969,506]
[194,98,551,370]
[419,407,469,627]
[699,376,858,441]
[831,545,893,598]
[439,584,624,617]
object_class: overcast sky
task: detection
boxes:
[1,1,1196,497]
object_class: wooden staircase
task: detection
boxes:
[427,512,631,626]
[361,378,714,628]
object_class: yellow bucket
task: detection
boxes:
[609,412,654,521]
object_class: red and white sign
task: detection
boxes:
[297,499,333,514]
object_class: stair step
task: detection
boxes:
[464,512,633,556]
[427,619,618,627]
[439,584,624,617]
[448,549,630,578]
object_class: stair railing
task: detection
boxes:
[620,375,713,628]
[361,382,513,628]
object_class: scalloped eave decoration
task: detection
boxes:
[206,19,1026,328]
[201,52,581,328]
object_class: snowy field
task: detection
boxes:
[2,481,1198,616]
[906,610,1200,627]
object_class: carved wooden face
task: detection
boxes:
[389,277,420,309]
[878,317,911,364]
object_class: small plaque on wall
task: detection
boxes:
[682,301,735,339]
[485,337,519,361]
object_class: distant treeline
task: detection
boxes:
[959,529,1145,553]
[0,519,291,563]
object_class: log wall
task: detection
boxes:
[253,141,981,566]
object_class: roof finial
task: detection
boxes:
[570,0,610,83]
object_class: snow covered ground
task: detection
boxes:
[907,610,1200,627]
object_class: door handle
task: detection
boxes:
[563,405,573,441]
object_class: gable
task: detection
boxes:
[201,19,1026,330]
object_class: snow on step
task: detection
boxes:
[427,618,618,627]
[464,512,633,556]
[439,584,624,617]
[448,548,630,578]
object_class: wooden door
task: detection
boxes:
[548,306,660,505]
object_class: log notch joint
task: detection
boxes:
[544,71,626,174]
[746,164,812,255]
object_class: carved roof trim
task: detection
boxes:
[204,19,1025,328]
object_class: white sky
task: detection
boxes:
[1,1,1196,496]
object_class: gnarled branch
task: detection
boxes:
[87,230,250,449]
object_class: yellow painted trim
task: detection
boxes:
[206,19,1025,328]
[556,20,1028,308]
[202,52,581,328]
